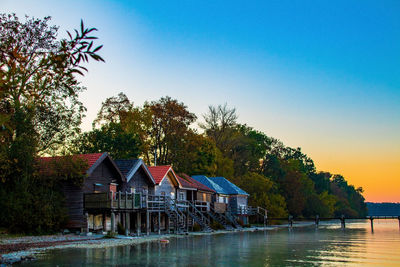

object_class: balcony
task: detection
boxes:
[84,192,145,210]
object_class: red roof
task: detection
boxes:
[147,165,173,184]
[180,174,216,193]
[38,153,104,173]
[176,175,196,190]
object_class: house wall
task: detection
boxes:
[63,158,122,230]
[228,195,248,213]
[83,159,122,193]
[196,191,212,202]
[125,166,155,194]
[154,173,176,199]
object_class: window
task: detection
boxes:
[161,191,166,196]
[179,192,185,200]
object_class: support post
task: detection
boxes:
[340,214,345,229]
[118,192,121,209]
[125,212,130,236]
[158,211,161,235]
[146,211,150,235]
[103,212,107,232]
[136,212,141,236]
[111,212,115,233]
[398,216,400,231]
[370,217,374,233]
[288,215,293,229]
[85,212,89,234]
[166,214,170,234]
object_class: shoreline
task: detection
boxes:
[0,223,315,265]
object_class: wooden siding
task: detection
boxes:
[125,166,155,194]
[154,173,176,199]
[63,158,123,229]
[196,191,212,202]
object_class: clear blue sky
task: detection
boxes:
[3,0,400,201]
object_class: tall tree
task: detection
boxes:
[145,96,196,165]
[0,14,103,233]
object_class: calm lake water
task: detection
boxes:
[20,220,400,266]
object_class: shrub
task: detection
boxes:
[192,223,201,232]
[104,231,116,238]
[210,221,224,230]
[117,222,125,235]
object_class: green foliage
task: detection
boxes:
[210,220,224,230]
[201,103,367,219]
[117,222,125,235]
[192,223,201,232]
[73,122,141,159]
[0,13,103,234]
[103,231,117,238]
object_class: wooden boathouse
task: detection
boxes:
[40,154,268,235]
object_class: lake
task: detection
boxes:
[19,220,400,266]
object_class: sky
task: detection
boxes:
[2,0,399,202]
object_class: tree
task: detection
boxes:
[92,92,133,127]
[145,96,197,165]
[200,103,239,154]
[0,13,103,233]
[73,122,141,159]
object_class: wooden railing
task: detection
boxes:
[213,202,227,213]
[195,200,209,212]
[84,192,143,210]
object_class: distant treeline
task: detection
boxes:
[0,14,367,234]
[367,203,400,216]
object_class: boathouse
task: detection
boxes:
[39,153,126,232]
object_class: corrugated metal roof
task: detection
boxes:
[192,175,229,194]
[180,174,216,193]
[209,177,249,196]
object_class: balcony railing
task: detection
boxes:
[84,192,144,210]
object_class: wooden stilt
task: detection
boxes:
[111,212,115,233]
[137,212,141,236]
[158,211,161,235]
[125,212,130,236]
[146,211,150,235]
[85,212,89,233]
[370,217,374,232]
[340,215,345,229]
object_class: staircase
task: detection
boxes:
[225,211,241,229]
[208,205,233,230]
[165,200,187,233]
[187,201,212,232]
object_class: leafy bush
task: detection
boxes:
[117,222,125,235]
[104,231,117,238]
[210,221,224,230]
[192,223,201,232]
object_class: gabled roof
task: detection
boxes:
[192,175,229,195]
[176,175,197,190]
[115,159,140,177]
[209,177,249,196]
[38,152,125,182]
[180,174,216,193]
[115,159,155,185]
[148,165,176,185]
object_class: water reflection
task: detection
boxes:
[20,220,400,266]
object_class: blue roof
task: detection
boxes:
[209,177,249,196]
[191,175,229,195]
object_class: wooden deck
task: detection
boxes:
[84,192,145,210]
